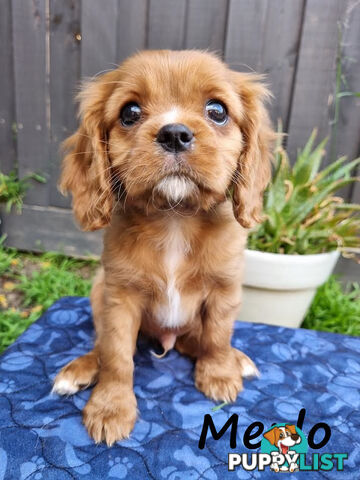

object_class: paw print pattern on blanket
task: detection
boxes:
[0,297,359,479]
[20,456,45,480]
[108,456,133,478]
[0,378,15,393]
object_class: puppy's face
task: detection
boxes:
[106,52,243,211]
[60,50,274,230]
[264,425,301,454]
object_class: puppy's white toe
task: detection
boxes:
[241,362,260,379]
[52,378,79,395]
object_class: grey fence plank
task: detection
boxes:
[225,0,264,70]
[2,205,102,257]
[335,257,359,283]
[81,0,118,78]
[49,0,81,208]
[147,0,187,50]
[352,180,360,204]
[12,0,50,205]
[0,0,16,175]
[185,0,228,52]
[258,0,305,129]
[332,0,360,176]
[116,0,148,64]
[286,0,346,163]
[225,0,305,127]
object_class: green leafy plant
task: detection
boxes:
[247,129,360,255]
[0,170,45,212]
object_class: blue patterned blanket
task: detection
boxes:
[0,297,359,479]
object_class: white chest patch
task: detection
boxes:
[156,222,188,329]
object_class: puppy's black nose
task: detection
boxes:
[291,434,300,441]
[156,123,193,153]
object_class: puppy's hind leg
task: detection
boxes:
[52,268,104,395]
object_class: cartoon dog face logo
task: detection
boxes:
[264,424,302,455]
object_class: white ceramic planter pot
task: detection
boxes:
[238,249,340,328]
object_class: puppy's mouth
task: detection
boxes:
[279,443,289,455]
[153,174,198,205]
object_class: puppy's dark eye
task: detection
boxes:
[120,102,141,127]
[205,100,228,125]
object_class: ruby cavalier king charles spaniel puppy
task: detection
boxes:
[53,50,275,445]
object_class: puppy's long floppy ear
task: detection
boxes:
[264,427,278,445]
[286,424,297,435]
[231,73,275,228]
[59,71,118,231]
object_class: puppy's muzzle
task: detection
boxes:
[156,123,194,153]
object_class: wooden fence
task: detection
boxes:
[0,0,359,273]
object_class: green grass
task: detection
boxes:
[0,247,97,352]
[0,309,39,352]
[0,244,17,275]
[302,275,360,336]
[17,257,93,310]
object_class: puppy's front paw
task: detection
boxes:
[195,348,259,402]
[270,463,280,472]
[83,384,137,446]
